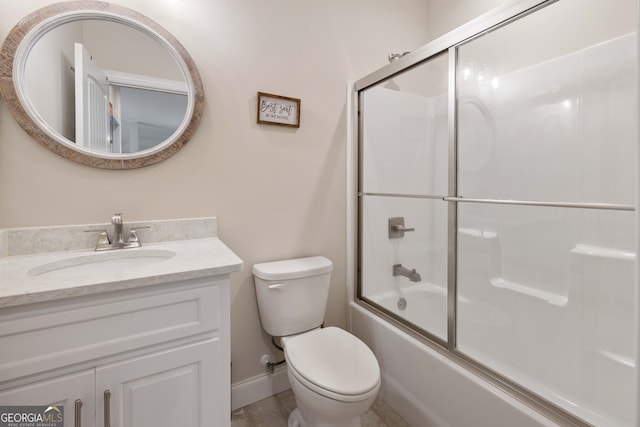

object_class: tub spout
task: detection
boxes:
[393,264,422,282]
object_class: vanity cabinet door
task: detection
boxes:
[96,338,223,427]
[0,370,95,427]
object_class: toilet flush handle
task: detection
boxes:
[268,283,284,290]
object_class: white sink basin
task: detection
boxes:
[28,249,177,278]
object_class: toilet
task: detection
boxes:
[253,256,381,427]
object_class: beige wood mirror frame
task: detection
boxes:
[0,1,204,169]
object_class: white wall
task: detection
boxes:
[0,0,430,386]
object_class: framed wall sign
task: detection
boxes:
[257,92,301,128]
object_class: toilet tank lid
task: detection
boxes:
[253,256,333,281]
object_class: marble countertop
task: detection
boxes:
[0,237,244,309]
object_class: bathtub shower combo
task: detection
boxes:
[348,0,638,426]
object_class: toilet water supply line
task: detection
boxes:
[266,336,287,374]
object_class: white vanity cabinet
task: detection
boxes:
[0,370,95,426]
[0,276,231,427]
[96,339,218,427]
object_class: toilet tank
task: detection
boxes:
[253,256,333,337]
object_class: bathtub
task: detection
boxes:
[368,285,448,340]
[367,284,512,343]
[351,275,636,426]
[350,299,560,427]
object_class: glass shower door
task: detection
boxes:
[359,53,450,341]
[356,0,637,424]
[455,0,637,425]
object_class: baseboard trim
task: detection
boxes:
[231,365,291,411]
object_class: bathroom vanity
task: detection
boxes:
[0,217,242,427]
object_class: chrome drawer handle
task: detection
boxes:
[104,390,111,427]
[74,399,82,427]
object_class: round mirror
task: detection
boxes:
[0,1,204,169]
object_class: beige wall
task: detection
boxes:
[0,0,534,387]
[428,0,511,39]
[0,0,431,384]
[82,20,184,80]
[24,20,80,140]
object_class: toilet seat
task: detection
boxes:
[284,327,380,402]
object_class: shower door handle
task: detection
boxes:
[388,217,415,239]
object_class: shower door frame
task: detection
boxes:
[350,0,637,426]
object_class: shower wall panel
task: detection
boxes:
[361,195,448,339]
[361,88,447,196]
[458,35,636,205]
[456,20,637,427]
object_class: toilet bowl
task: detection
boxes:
[283,327,380,427]
[253,257,381,427]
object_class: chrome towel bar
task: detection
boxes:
[442,197,635,211]
[358,192,635,211]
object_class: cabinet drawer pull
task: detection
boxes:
[74,399,82,427]
[104,390,111,427]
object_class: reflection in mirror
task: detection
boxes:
[0,1,203,169]
[113,85,188,153]
[24,20,188,154]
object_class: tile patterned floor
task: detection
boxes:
[231,389,410,427]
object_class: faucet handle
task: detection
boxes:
[388,217,416,239]
[127,229,140,244]
[126,226,149,246]
[85,229,111,250]
[85,229,110,242]
[96,231,111,245]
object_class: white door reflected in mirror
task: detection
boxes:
[73,43,188,155]
[75,42,110,152]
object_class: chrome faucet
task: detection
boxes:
[87,213,147,251]
[112,213,125,246]
[393,264,422,282]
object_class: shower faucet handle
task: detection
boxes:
[388,217,416,239]
[392,224,415,232]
